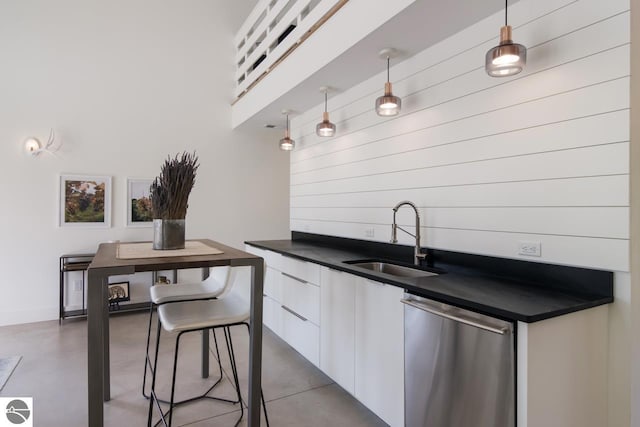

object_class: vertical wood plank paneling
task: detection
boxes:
[289,0,631,272]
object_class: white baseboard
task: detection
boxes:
[0,306,57,327]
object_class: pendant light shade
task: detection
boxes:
[485,0,526,77]
[316,89,336,137]
[376,53,401,116]
[279,113,295,151]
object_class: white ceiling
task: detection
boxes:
[236,0,510,130]
[227,0,261,33]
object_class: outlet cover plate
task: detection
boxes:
[518,241,542,257]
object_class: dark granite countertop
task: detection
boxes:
[245,235,613,323]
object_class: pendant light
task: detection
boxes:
[485,0,526,77]
[316,87,336,137]
[279,110,295,151]
[375,48,401,116]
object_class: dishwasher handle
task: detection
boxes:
[401,298,510,335]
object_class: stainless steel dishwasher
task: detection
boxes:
[401,293,515,427]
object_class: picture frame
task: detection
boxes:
[126,178,154,227]
[59,175,112,228]
[107,281,130,303]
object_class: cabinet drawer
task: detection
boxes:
[281,306,320,367]
[263,295,283,337]
[244,244,282,271]
[264,267,282,302]
[281,273,320,325]
[280,255,320,285]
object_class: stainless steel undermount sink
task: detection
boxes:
[344,260,439,279]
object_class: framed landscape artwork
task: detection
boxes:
[59,175,112,227]
[127,178,153,227]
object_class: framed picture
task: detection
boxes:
[107,281,130,303]
[127,178,153,227]
[59,175,112,227]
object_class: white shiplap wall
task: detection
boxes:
[289,0,630,272]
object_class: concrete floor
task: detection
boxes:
[0,311,387,426]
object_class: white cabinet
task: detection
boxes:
[246,245,404,425]
[320,268,405,426]
[517,305,608,427]
[280,259,321,367]
[281,273,320,325]
[355,277,405,427]
[281,306,320,366]
[245,244,320,367]
[264,266,283,302]
[320,267,356,395]
[262,294,283,336]
[245,244,284,336]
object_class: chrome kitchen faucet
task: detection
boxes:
[391,201,427,266]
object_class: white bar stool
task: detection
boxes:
[142,267,231,401]
[147,268,269,427]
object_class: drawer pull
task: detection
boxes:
[282,272,308,284]
[282,305,308,322]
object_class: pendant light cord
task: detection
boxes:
[324,92,328,113]
[505,0,508,26]
[387,56,390,82]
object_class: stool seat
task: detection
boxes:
[150,280,224,305]
[158,294,249,333]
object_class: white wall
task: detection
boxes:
[289,0,632,425]
[630,0,640,424]
[290,0,629,272]
[0,0,290,326]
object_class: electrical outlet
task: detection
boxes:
[518,241,541,257]
[365,228,375,238]
[73,279,83,292]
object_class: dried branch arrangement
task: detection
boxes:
[150,152,199,219]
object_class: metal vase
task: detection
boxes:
[153,219,185,250]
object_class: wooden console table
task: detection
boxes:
[86,239,264,427]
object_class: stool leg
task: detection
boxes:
[142,302,155,399]
[148,317,163,427]
[211,328,224,382]
[167,331,185,427]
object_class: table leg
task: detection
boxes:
[87,270,105,427]
[247,260,264,427]
[102,277,110,400]
[201,267,210,378]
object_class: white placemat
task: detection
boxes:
[116,241,223,259]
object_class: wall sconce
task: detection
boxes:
[375,48,401,116]
[316,86,336,137]
[279,110,295,151]
[24,138,41,155]
[24,129,58,157]
[485,0,527,77]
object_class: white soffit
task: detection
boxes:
[232,0,510,130]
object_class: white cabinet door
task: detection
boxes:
[320,267,356,395]
[263,295,283,336]
[355,278,405,427]
[281,273,320,326]
[281,306,320,366]
[264,266,282,302]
